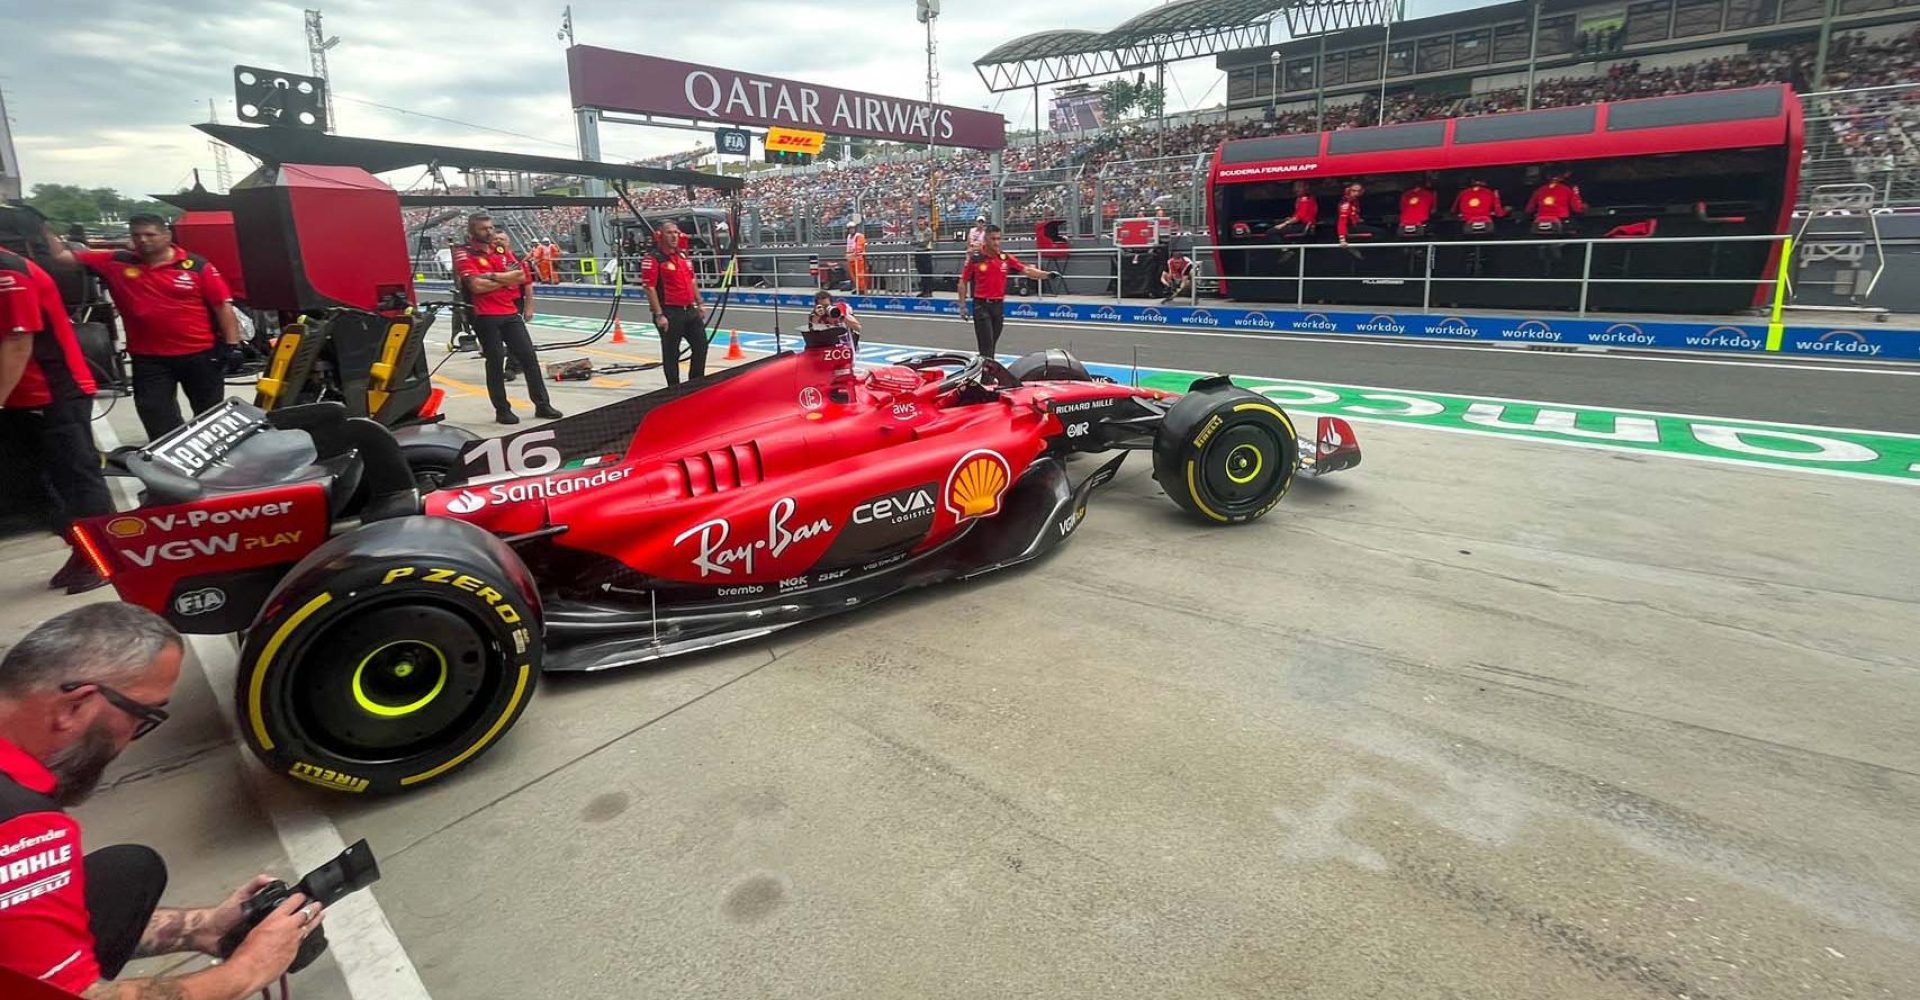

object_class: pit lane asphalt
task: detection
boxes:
[8,328,1915,1000]
[533,297,1920,432]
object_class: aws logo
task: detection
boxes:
[945,449,1011,521]
[1424,317,1479,338]
[1136,307,1169,324]
[1089,306,1122,322]
[1233,311,1276,329]
[1291,312,1337,332]
[1182,309,1221,327]
[1355,314,1405,335]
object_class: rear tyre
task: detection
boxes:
[1152,381,1298,524]
[236,516,541,794]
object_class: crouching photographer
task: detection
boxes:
[0,605,322,999]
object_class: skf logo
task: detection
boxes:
[288,762,370,793]
[106,516,146,538]
[1183,309,1220,327]
[945,449,1011,521]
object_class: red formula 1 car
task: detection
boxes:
[72,332,1360,794]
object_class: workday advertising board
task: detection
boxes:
[566,46,1007,150]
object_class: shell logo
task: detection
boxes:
[944,449,1011,521]
[106,516,146,538]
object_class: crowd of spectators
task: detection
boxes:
[400,28,1920,251]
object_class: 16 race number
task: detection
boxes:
[464,430,562,482]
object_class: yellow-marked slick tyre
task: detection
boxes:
[1152,379,1299,525]
[236,516,541,795]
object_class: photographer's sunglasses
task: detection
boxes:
[60,682,170,740]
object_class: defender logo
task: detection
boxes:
[945,450,1011,521]
[1233,312,1275,329]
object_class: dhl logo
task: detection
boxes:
[766,127,825,153]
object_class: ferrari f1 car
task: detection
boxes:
[73,330,1360,794]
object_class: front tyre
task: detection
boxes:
[1152,380,1299,524]
[237,517,541,794]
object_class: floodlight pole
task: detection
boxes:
[575,107,612,273]
[1524,0,1542,109]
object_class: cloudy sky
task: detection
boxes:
[3,0,1479,196]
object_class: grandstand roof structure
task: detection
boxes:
[974,0,1401,91]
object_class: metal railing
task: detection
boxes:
[471,232,1793,323]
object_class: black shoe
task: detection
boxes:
[63,564,108,595]
[534,404,563,419]
[48,552,87,590]
[496,409,520,425]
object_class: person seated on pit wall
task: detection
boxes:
[0,604,324,1000]
[807,289,862,345]
[1159,249,1194,304]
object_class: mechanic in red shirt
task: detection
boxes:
[1453,178,1506,234]
[1336,183,1381,255]
[956,225,1059,357]
[60,215,239,441]
[0,604,320,999]
[1,240,114,594]
[639,222,710,387]
[1527,169,1588,232]
[1398,179,1438,236]
[1159,250,1194,304]
[1274,180,1318,240]
[453,213,561,424]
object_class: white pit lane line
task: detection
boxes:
[94,415,434,1000]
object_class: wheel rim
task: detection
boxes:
[1199,421,1284,514]
[287,600,500,760]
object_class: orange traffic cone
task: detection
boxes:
[724,329,744,361]
[610,319,627,345]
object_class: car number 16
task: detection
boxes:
[465,430,564,482]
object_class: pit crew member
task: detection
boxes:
[453,213,561,425]
[1336,183,1381,254]
[1453,177,1506,234]
[56,216,239,440]
[1275,180,1319,240]
[957,225,1058,357]
[640,222,710,387]
[0,604,323,999]
[1159,248,1194,304]
[1,240,113,594]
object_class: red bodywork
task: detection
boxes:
[424,348,1162,589]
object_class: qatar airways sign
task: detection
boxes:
[567,46,1006,151]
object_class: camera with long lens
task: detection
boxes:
[217,839,380,974]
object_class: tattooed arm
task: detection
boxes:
[80,893,322,1000]
[133,908,209,959]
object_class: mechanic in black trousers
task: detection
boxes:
[957,225,1058,358]
[59,215,241,441]
[452,214,561,425]
[1,241,114,593]
[0,605,321,999]
[913,224,936,298]
[640,222,710,387]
